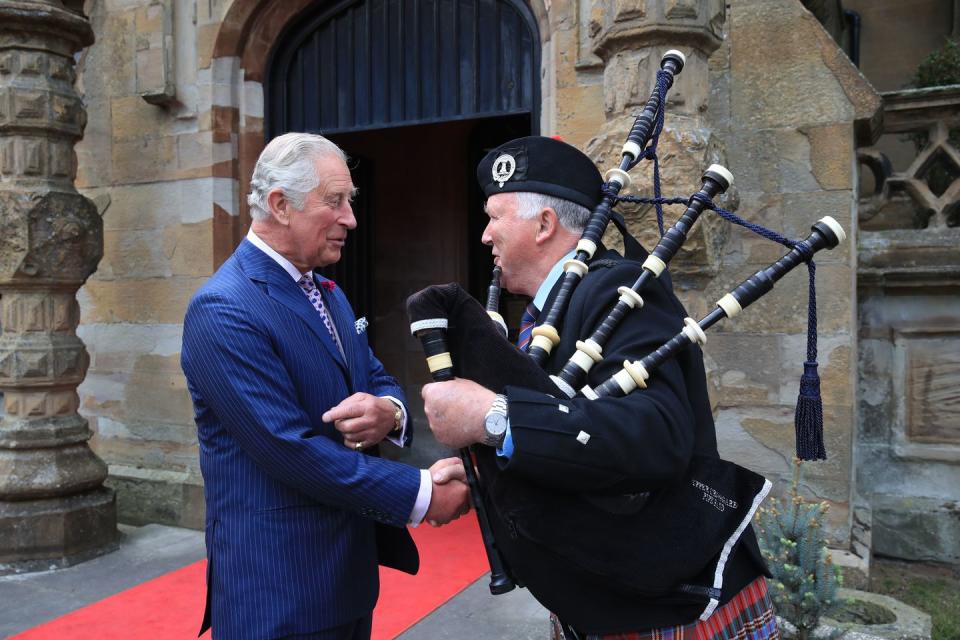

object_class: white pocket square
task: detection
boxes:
[355,317,369,334]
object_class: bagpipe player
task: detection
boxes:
[420,136,779,640]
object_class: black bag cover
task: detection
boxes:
[495,453,770,607]
[406,282,559,395]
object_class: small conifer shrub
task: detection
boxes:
[755,459,842,640]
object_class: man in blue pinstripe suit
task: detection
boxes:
[181,133,470,639]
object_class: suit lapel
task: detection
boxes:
[236,240,348,373]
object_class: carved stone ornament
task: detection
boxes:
[0,0,117,575]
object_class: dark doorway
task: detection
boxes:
[329,114,529,465]
[266,0,540,465]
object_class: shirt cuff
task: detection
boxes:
[496,421,514,459]
[381,395,408,446]
[408,469,432,526]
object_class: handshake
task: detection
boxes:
[321,392,472,528]
[419,376,506,527]
[423,457,472,527]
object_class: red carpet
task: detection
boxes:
[12,517,487,640]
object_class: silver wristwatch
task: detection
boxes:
[482,394,509,448]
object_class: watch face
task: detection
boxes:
[485,413,508,436]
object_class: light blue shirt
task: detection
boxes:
[497,250,575,458]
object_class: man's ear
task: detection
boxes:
[266,188,291,226]
[535,207,559,244]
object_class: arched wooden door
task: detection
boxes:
[267,0,539,135]
[265,0,539,464]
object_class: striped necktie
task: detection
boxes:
[297,274,344,357]
[516,301,539,352]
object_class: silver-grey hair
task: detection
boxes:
[514,192,590,234]
[247,132,347,221]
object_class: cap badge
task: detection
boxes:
[492,153,516,188]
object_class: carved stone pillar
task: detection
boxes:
[586,0,731,281]
[0,0,117,573]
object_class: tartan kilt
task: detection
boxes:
[552,577,781,640]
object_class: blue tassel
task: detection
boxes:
[795,262,826,461]
[795,361,826,461]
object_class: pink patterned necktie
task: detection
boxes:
[297,274,344,356]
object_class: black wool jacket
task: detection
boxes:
[473,248,769,634]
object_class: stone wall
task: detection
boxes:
[556,0,877,571]
[73,0,253,528]
[701,0,879,575]
[854,88,960,563]
[858,269,960,564]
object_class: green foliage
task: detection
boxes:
[912,39,960,89]
[871,560,960,640]
[755,459,841,640]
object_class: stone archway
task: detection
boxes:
[207,0,314,267]
[208,0,551,268]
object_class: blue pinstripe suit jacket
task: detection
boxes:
[181,239,422,639]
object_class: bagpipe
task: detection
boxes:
[406,50,846,620]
